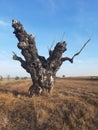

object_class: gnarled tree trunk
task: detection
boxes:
[12,20,90,96]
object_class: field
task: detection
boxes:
[0,77,98,130]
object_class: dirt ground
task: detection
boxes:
[0,77,98,130]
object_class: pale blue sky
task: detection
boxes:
[0,0,98,77]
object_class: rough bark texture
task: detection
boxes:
[12,20,90,96]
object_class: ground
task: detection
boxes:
[0,77,98,130]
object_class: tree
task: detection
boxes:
[15,76,20,80]
[12,20,90,96]
[62,75,66,78]
[0,75,3,81]
[7,75,10,80]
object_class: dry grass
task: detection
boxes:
[0,78,98,130]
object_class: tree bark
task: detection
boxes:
[12,20,90,96]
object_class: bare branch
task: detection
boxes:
[12,52,25,63]
[71,38,91,60]
[62,38,91,64]
[61,57,73,63]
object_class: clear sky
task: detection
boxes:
[0,0,98,77]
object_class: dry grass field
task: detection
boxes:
[0,77,98,130]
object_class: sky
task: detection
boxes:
[0,0,98,77]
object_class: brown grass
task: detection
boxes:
[0,78,98,130]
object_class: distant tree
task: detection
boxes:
[21,77,28,80]
[0,76,3,81]
[7,75,10,80]
[62,75,66,78]
[15,76,20,80]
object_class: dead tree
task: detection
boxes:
[12,20,90,96]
